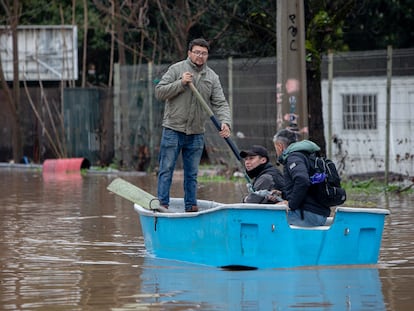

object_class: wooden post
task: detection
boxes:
[148,61,155,170]
[228,56,233,124]
[385,46,392,186]
[113,63,121,164]
[327,51,333,158]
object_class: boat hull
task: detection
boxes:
[134,199,389,269]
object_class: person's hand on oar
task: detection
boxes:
[219,123,231,138]
[181,71,193,85]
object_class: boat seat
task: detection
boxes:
[289,225,331,230]
[288,216,334,230]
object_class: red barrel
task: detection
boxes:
[43,158,90,173]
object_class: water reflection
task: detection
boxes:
[135,258,385,311]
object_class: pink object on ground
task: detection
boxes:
[43,158,90,173]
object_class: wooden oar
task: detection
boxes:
[107,178,169,212]
[188,82,253,186]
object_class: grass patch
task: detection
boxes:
[343,178,413,195]
[197,173,413,199]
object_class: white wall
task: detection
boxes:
[321,76,414,177]
[0,25,78,81]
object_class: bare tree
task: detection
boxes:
[93,0,152,63]
[91,0,241,66]
[0,0,23,163]
[155,0,208,58]
[81,0,88,87]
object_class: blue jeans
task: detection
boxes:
[288,209,327,227]
[157,128,204,210]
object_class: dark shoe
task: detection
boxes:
[186,206,198,213]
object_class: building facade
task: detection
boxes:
[321,48,414,178]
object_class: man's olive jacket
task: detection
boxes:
[155,58,232,134]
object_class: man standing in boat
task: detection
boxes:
[273,129,330,226]
[155,38,232,213]
[240,145,285,204]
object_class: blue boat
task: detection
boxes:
[134,198,390,269]
[107,178,390,269]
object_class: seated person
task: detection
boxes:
[273,129,330,226]
[240,145,284,203]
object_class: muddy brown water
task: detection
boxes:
[0,168,413,310]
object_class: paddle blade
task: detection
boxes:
[107,178,168,212]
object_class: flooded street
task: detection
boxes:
[0,168,413,310]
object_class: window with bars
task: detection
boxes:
[342,94,377,130]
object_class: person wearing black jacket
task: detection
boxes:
[240,145,285,204]
[273,129,331,226]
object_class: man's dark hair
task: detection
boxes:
[188,38,210,52]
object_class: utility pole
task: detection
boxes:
[276,0,308,137]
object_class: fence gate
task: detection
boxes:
[63,88,102,164]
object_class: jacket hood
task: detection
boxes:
[279,140,320,162]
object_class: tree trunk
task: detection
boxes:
[114,0,126,65]
[306,62,327,156]
[11,0,23,162]
[107,1,115,87]
[81,0,88,87]
[0,41,21,163]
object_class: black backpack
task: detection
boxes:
[307,153,347,207]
